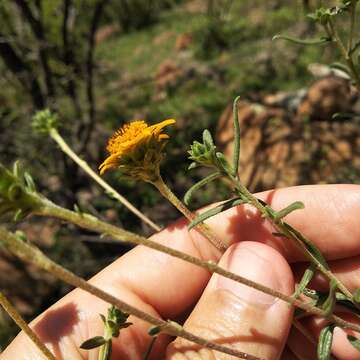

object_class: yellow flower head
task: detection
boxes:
[99,119,175,181]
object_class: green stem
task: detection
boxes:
[0,292,55,360]
[228,175,353,300]
[33,201,360,332]
[348,1,357,53]
[98,340,112,360]
[325,19,360,92]
[0,227,263,360]
[49,128,161,232]
[142,336,157,360]
[151,176,228,252]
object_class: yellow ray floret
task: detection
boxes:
[99,119,175,175]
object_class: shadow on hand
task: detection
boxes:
[33,302,79,359]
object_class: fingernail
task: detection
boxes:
[216,244,283,307]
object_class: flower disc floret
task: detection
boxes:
[99,119,175,181]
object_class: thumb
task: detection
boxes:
[166,242,294,360]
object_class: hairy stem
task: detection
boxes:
[0,227,262,360]
[151,176,227,251]
[49,128,161,232]
[0,291,55,360]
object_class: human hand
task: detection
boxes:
[2,184,360,360]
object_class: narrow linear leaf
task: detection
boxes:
[329,62,351,76]
[354,288,360,303]
[335,292,360,316]
[332,112,356,120]
[273,201,304,222]
[188,197,246,230]
[142,336,158,360]
[232,96,241,177]
[321,279,337,318]
[347,335,360,352]
[184,172,221,205]
[188,162,197,170]
[292,264,316,300]
[80,336,106,350]
[23,172,36,192]
[215,152,233,174]
[273,34,332,45]
[283,223,329,269]
[317,325,335,360]
[350,40,360,55]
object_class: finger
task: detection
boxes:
[293,255,360,293]
[206,184,360,262]
[3,185,360,358]
[166,242,294,360]
[303,313,360,360]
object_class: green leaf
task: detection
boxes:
[188,162,197,170]
[148,326,161,337]
[273,201,304,222]
[321,279,337,317]
[317,325,335,360]
[292,264,315,300]
[80,336,106,350]
[232,96,241,177]
[188,197,246,230]
[215,152,233,174]
[350,40,360,55]
[272,34,331,45]
[23,172,36,192]
[100,314,106,324]
[347,335,360,352]
[335,292,360,316]
[184,172,221,205]
[202,129,214,150]
[283,223,329,269]
[354,288,360,303]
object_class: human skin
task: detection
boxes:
[1,184,360,359]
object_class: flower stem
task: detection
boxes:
[33,202,360,333]
[0,226,263,360]
[151,176,228,251]
[49,128,161,232]
[0,291,55,360]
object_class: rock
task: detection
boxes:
[175,32,193,51]
[216,82,360,191]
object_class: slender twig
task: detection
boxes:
[151,176,227,251]
[49,128,161,232]
[0,227,262,360]
[34,201,360,333]
[0,291,55,360]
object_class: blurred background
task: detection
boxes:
[0,0,359,350]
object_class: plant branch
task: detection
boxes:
[0,291,55,360]
[33,200,360,333]
[49,128,161,232]
[0,227,262,360]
